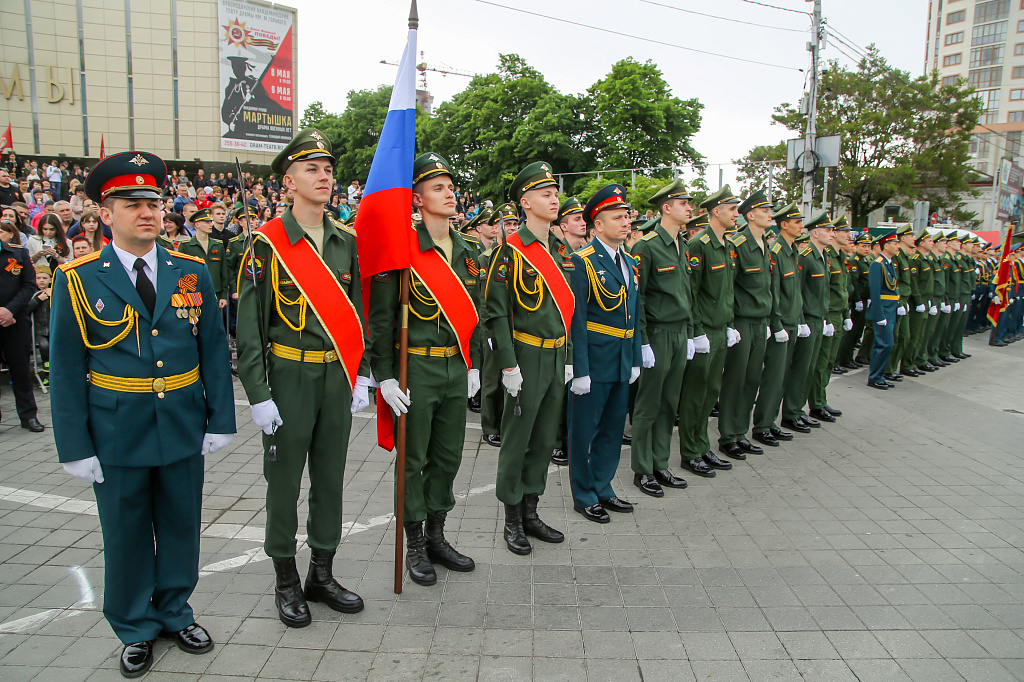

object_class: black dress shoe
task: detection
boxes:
[779,418,810,434]
[933,358,948,366]
[840,362,858,370]
[883,373,903,382]
[918,364,936,372]
[653,469,687,488]
[770,427,794,441]
[682,457,716,477]
[161,623,213,654]
[800,416,821,428]
[120,641,154,678]
[709,404,719,417]
[752,431,779,447]
[955,352,971,359]
[551,448,568,466]
[702,451,733,470]
[854,357,870,366]
[831,366,846,375]
[737,439,763,455]
[468,395,481,413]
[621,434,632,445]
[20,418,44,432]
[941,355,960,363]
[719,442,747,460]
[600,496,634,513]
[899,369,920,377]
[574,503,610,523]
[634,473,664,497]
[482,434,501,447]
[867,380,889,390]
[808,408,836,423]
[822,404,842,417]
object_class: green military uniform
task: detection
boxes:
[944,236,972,356]
[631,181,693,482]
[161,208,230,302]
[550,197,583,463]
[906,233,933,372]
[781,214,830,423]
[838,232,872,366]
[678,186,738,466]
[929,233,955,363]
[885,225,914,374]
[807,236,849,411]
[718,190,773,449]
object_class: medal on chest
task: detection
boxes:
[171,273,203,334]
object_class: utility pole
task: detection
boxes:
[801,0,822,219]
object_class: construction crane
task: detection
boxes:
[379,51,473,91]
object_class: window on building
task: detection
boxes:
[983,111,1000,123]
[970,45,1004,66]
[948,10,966,23]
[969,67,1003,87]
[972,21,1007,45]
[942,74,962,87]
[946,31,965,45]
[975,0,1010,23]
[1010,88,1024,99]
[1007,131,1022,157]
[1014,66,1024,78]
[976,162,990,175]
[1019,19,1024,32]
[944,53,963,66]
[1010,111,1024,122]
[969,133,992,156]
[1016,42,1024,55]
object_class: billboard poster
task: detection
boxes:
[997,159,1023,224]
[218,0,294,152]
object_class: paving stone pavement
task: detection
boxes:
[1,333,1022,681]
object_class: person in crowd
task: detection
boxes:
[0,219,42,431]
[0,218,22,245]
[25,264,52,385]
[161,212,191,249]
[77,210,110,252]
[173,182,193,214]
[70,234,93,259]
[0,169,20,205]
[70,184,87,220]
[54,200,75,232]
[27,212,71,271]
[46,160,63,200]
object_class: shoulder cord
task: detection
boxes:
[409,275,441,321]
[271,255,306,331]
[583,256,625,311]
[513,250,544,312]
[66,268,138,350]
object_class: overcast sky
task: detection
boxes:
[289,0,927,187]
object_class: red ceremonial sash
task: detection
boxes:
[256,218,365,388]
[506,231,574,333]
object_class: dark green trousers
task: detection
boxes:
[929,310,950,362]
[400,354,468,523]
[678,326,726,461]
[495,343,565,505]
[944,303,968,355]
[752,327,796,435]
[836,307,865,365]
[856,321,874,362]
[718,317,768,445]
[631,326,687,474]
[906,309,928,370]
[480,342,504,437]
[808,311,843,410]
[264,356,352,558]
[782,319,822,421]
[886,310,910,373]
[918,310,940,366]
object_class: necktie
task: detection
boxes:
[134,258,156,315]
[615,251,623,280]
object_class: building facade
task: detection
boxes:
[0,0,296,169]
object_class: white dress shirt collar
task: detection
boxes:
[111,241,158,287]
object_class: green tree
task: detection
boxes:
[299,101,330,128]
[772,47,982,227]
[572,173,675,212]
[734,142,798,206]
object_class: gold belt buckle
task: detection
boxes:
[324,349,338,363]
[152,377,166,392]
[445,346,458,357]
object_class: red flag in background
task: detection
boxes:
[99,135,105,160]
[0,124,12,151]
[987,226,1015,325]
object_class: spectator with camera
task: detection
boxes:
[26,213,71,270]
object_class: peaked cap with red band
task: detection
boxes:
[84,151,166,203]
[583,183,631,225]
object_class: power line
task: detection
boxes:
[740,0,811,16]
[825,23,870,57]
[636,0,806,33]
[827,31,868,59]
[830,43,863,65]
[472,0,804,72]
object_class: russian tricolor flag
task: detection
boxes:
[354,10,418,309]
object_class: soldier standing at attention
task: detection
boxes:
[486,162,574,555]
[629,179,693,496]
[901,230,930,377]
[913,230,941,372]
[50,151,235,676]
[866,231,901,389]
[170,208,229,310]
[368,153,480,586]
[236,129,372,627]
[836,230,871,369]
[566,184,641,522]
[780,213,831,434]
[807,218,851,422]
[677,186,740,478]
[882,224,914,382]
[552,196,589,253]
[717,189,773,459]
[927,232,953,367]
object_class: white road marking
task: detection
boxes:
[0,486,97,516]
[0,566,96,635]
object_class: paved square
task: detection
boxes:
[1,334,1023,681]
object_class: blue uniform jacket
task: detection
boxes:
[866,256,899,323]
[569,240,642,383]
[50,242,236,467]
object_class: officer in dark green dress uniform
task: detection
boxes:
[718,189,773,458]
[368,153,480,586]
[567,184,641,523]
[630,179,693,495]
[677,186,739,477]
[902,229,932,376]
[882,224,914,381]
[927,231,953,366]
[867,230,901,388]
[550,197,583,466]
[485,162,573,555]
[807,217,850,421]
[914,230,942,371]
[171,208,230,309]
[236,129,371,627]
[51,151,236,676]
[837,230,872,368]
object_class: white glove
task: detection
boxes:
[915,304,926,313]
[63,457,104,484]
[823,322,835,337]
[797,324,811,338]
[941,303,952,313]
[766,326,771,340]
[854,301,864,312]
[774,329,790,343]
[843,318,853,331]
[686,338,695,360]
[467,369,481,398]
[351,375,373,414]
[502,366,523,397]
[877,319,888,326]
[953,302,960,311]
[897,306,906,316]
[726,328,741,347]
[251,399,283,435]
[564,364,574,384]
[202,433,234,455]
[993,294,1001,306]
[929,305,938,315]
[380,378,411,415]
[693,334,711,353]
[570,375,591,395]
[641,344,656,368]
[971,294,976,301]
[630,366,641,384]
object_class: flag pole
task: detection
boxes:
[394,0,418,596]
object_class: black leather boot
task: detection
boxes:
[425,513,475,572]
[404,522,437,585]
[273,557,311,628]
[503,503,532,555]
[520,493,564,543]
[303,549,364,612]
